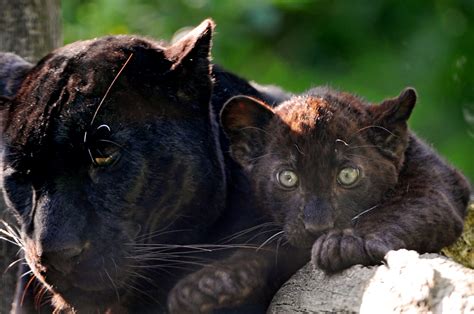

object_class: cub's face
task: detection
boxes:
[0,20,225,309]
[221,88,416,248]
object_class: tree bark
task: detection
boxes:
[0,1,61,311]
[268,250,474,313]
[0,0,62,62]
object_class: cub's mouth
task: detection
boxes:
[283,214,336,249]
[283,224,322,249]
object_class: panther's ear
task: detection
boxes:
[165,19,214,77]
[0,53,33,97]
[220,95,275,169]
[164,19,214,104]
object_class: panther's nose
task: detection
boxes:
[40,244,85,274]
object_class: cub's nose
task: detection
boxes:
[303,197,334,235]
[41,244,85,274]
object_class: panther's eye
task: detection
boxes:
[276,170,299,189]
[337,167,360,187]
[93,151,120,167]
[86,124,122,167]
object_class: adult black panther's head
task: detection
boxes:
[0,19,226,311]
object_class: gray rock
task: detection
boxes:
[268,250,474,314]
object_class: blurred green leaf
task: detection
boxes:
[63,0,474,182]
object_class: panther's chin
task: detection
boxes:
[40,269,128,312]
[44,266,126,292]
[25,239,131,291]
[26,255,131,311]
[50,286,124,313]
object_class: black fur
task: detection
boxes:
[0,19,287,313]
[0,53,32,98]
[221,87,471,273]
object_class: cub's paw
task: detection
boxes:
[167,262,263,314]
[311,229,394,273]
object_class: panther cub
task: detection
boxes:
[221,87,471,273]
[168,86,471,313]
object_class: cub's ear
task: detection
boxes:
[371,87,417,163]
[376,87,417,123]
[220,95,275,168]
[0,52,33,97]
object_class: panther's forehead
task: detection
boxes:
[50,35,166,65]
[3,36,170,152]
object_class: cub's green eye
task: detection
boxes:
[337,167,360,187]
[94,151,120,167]
[277,170,299,189]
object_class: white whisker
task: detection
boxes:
[351,205,380,223]
[257,230,285,251]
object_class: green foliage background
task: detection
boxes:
[63,0,474,182]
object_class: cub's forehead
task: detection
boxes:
[275,94,362,137]
[275,96,328,134]
[270,92,371,159]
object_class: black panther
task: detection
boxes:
[0,19,293,313]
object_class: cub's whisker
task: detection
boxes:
[347,144,384,150]
[249,152,282,162]
[243,228,283,245]
[351,204,380,224]
[241,126,273,137]
[257,230,285,251]
[345,154,382,162]
[217,222,281,244]
[275,236,284,265]
[350,125,396,139]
